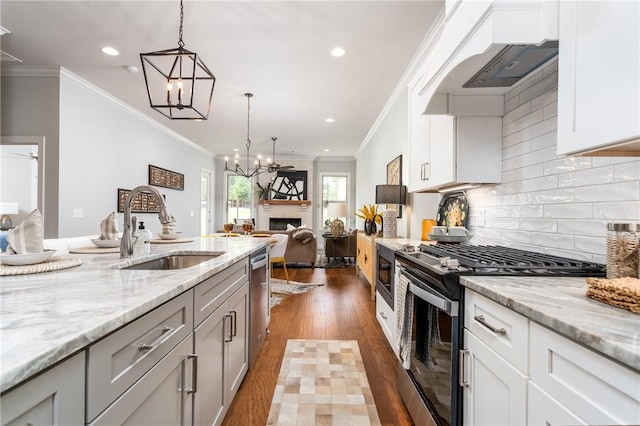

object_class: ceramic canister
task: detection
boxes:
[421,219,436,240]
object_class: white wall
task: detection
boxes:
[355,90,439,238]
[466,59,640,263]
[2,68,215,238]
[57,71,214,238]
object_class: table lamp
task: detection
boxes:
[375,185,407,238]
[0,202,19,230]
[327,202,347,236]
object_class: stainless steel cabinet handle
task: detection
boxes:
[161,325,172,334]
[474,315,507,335]
[224,313,233,342]
[380,312,387,320]
[458,349,470,387]
[185,353,198,394]
[138,343,154,351]
[230,310,237,337]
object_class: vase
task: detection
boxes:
[364,219,376,236]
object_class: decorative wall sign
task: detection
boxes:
[118,188,166,213]
[271,170,308,201]
[148,164,184,191]
[386,155,403,218]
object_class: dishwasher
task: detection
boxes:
[249,247,269,369]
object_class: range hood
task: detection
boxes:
[463,41,558,88]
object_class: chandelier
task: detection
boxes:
[140,0,215,120]
[224,93,266,179]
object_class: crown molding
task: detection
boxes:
[0,65,60,77]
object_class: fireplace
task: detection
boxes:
[269,218,302,231]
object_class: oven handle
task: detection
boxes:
[399,267,457,316]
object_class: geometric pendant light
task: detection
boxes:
[140,0,215,120]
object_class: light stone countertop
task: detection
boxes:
[0,236,269,393]
[461,276,640,372]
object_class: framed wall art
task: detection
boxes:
[148,164,184,191]
[386,155,403,218]
[271,170,308,200]
[117,188,166,213]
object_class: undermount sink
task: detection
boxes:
[122,253,224,270]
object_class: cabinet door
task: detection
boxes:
[428,115,456,189]
[90,336,194,426]
[557,0,640,155]
[226,283,249,401]
[528,381,587,426]
[193,301,227,426]
[408,82,431,192]
[462,330,527,426]
[1,352,85,426]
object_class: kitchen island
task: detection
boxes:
[0,236,268,395]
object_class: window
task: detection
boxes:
[321,174,348,229]
[226,174,252,223]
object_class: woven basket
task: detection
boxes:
[586,277,640,314]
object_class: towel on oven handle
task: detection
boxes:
[415,299,442,369]
[396,273,414,369]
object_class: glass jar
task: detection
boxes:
[606,223,639,278]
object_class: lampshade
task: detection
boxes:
[327,202,347,218]
[140,0,215,120]
[376,184,407,219]
[0,202,19,215]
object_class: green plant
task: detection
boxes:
[255,182,271,200]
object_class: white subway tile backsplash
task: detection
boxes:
[500,230,532,244]
[509,205,544,218]
[592,201,640,220]
[464,64,640,259]
[544,157,592,175]
[557,220,607,237]
[574,182,639,202]
[543,203,592,219]
[615,162,640,181]
[558,166,614,188]
[519,219,557,232]
[502,193,531,206]
[531,232,574,249]
[574,236,606,255]
[531,188,574,204]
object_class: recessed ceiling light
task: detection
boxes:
[331,47,346,57]
[232,148,240,152]
[101,46,119,56]
[325,118,335,123]
[324,148,330,152]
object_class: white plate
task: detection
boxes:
[0,250,56,266]
[158,232,181,240]
[91,239,121,248]
[427,234,472,243]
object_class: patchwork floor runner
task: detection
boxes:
[267,339,381,425]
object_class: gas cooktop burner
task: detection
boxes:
[417,244,606,276]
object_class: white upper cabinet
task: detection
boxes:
[557,0,640,156]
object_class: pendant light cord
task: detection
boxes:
[178,0,185,48]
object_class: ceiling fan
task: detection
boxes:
[266,137,295,173]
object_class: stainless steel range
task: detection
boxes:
[394,244,606,426]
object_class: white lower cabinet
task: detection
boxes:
[375,290,397,357]
[0,352,85,426]
[529,322,640,425]
[193,282,249,426]
[527,381,586,426]
[90,335,194,426]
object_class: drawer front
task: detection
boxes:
[530,322,640,425]
[86,291,193,422]
[376,291,397,356]
[194,258,248,326]
[464,290,528,372]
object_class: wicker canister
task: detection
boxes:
[606,223,639,279]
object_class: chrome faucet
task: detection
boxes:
[120,185,172,259]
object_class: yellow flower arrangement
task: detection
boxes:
[355,204,382,224]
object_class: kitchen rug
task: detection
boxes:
[270,279,324,308]
[267,339,381,426]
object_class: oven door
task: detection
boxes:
[397,265,463,426]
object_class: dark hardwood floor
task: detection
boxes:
[222,265,413,425]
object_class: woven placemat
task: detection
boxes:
[586,277,640,314]
[69,246,120,254]
[0,257,82,276]
[150,238,194,244]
